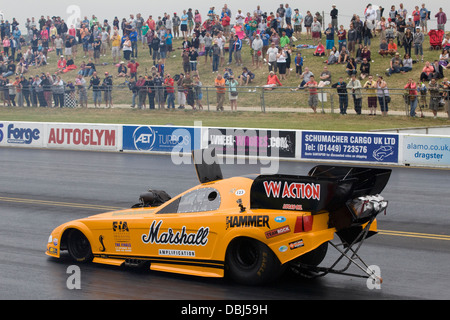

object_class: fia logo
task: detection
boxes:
[113,221,129,232]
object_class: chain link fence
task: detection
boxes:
[4,82,449,117]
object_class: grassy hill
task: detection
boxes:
[1,30,449,131]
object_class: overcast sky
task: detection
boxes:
[1,0,448,30]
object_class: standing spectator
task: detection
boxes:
[305,75,318,113]
[363,75,377,115]
[404,78,418,117]
[164,73,175,109]
[136,75,147,109]
[442,78,450,119]
[89,71,101,108]
[177,73,186,109]
[251,34,263,69]
[193,75,203,110]
[127,59,139,81]
[276,47,288,81]
[172,13,181,39]
[330,4,338,30]
[226,75,239,111]
[419,4,430,33]
[347,73,362,114]
[211,40,221,73]
[122,35,132,61]
[293,9,303,39]
[435,8,447,32]
[75,74,87,108]
[111,30,121,64]
[403,28,413,57]
[215,73,226,111]
[42,74,52,107]
[304,11,313,40]
[52,75,65,108]
[331,76,348,115]
[428,78,441,118]
[311,17,321,45]
[376,76,390,116]
[266,42,278,73]
[103,72,113,108]
[325,23,335,55]
[285,4,293,26]
[347,24,357,56]
[294,52,303,78]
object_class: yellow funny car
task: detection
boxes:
[46,149,390,285]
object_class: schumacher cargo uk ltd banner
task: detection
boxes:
[207,128,296,158]
[122,125,201,153]
[301,131,399,163]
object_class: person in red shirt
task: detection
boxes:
[147,16,156,31]
[263,71,282,90]
[56,56,67,74]
[404,78,418,117]
[127,60,139,80]
[221,13,231,37]
[306,75,319,113]
[164,74,175,108]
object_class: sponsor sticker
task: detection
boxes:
[265,225,291,239]
[289,239,304,250]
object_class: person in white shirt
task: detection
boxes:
[266,42,279,73]
[251,34,263,68]
[235,10,245,26]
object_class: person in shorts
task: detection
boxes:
[305,75,318,113]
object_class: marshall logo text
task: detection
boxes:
[141,221,209,246]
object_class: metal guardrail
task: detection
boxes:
[3,83,449,116]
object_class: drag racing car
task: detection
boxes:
[46,148,390,285]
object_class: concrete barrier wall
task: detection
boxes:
[1,121,449,168]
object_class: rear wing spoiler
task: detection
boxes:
[250,165,391,214]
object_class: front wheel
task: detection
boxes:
[67,229,93,262]
[225,237,281,285]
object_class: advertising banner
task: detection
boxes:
[0,122,45,148]
[122,125,201,153]
[207,127,296,158]
[301,131,399,164]
[46,123,120,151]
[403,135,450,167]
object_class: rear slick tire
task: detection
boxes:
[225,237,281,285]
[67,229,93,263]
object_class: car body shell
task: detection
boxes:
[46,175,374,279]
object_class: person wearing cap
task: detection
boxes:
[251,33,263,69]
[103,72,113,108]
[293,9,303,39]
[386,52,402,76]
[413,26,424,62]
[330,4,338,31]
[111,30,121,64]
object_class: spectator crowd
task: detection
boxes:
[0,3,449,118]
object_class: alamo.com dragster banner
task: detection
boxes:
[301,131,399,164]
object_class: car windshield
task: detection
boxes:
[157,187,221,214]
